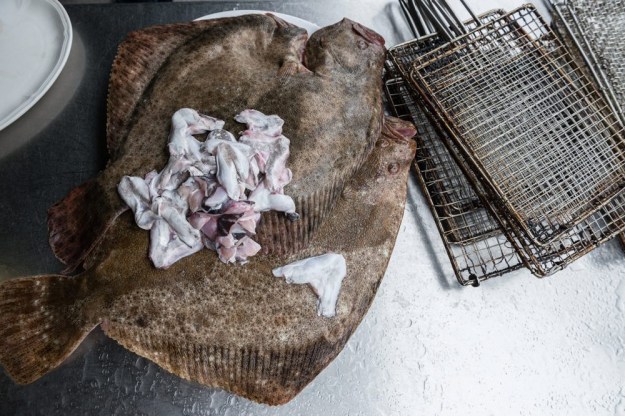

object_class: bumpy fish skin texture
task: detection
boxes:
[0,117,416,405]
[47,14,386,272]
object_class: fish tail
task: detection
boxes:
[0,274,94,384]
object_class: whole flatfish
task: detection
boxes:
[47,14,386,272]
[0,117,416,405]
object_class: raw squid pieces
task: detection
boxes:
[118,108,299,268]
[273,253,347,318]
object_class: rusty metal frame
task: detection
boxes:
[406,5,625,247]
[386,6,625,282]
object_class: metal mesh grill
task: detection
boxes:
[385,10,525,285]
[386,58,625,278]
[386,6,625,282]
[384,73,524,286]
[389,10,506,243]
[551,0,625,132]
[550,0,625,250]
[469,141,625,277]
[408,5,625,246]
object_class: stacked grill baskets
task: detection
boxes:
[386,1,625,286]
[550,0,625,246]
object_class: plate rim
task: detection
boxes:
[0,0,73,131]
[193,10,320,35]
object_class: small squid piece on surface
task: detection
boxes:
[272,253,347,318]
[235,236,262,261]
[238,125,291,192]
[215,149,241,200]
[153,156,191,192]
[168,131,203,162]
[168,109,222,162]
[166,109,224,185]
[235,109,284,137]
[264,137,291,192]
[117,176,159,230]
[243,156,261,190]
[223,201,260,234]
[171,108,225,137]
[249,183,298,219]
[216,233,237,263]
[215,143,250,200]
[216,235,261,264]
[149,218,204,269]
[177,177,205,213]
[152,190,201,249]
[204,186,229,209]
[253,150,269,172]
[188,212,219,241]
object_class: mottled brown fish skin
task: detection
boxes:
[47,15,386,271]
[0,117,416,405]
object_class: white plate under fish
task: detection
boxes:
[195,10,320,36]
[0,0,73,131]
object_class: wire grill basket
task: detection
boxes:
[407,5,625,246]
[386,10,527,286]
[551,0,625,126]
[386,5,625,283]
[550,0,625,248]
[385,64,524,286]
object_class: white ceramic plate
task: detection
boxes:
[0,0,72,131]
[195,10,320,36]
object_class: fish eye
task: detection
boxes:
[357,39,368,50]
[387,162,400,174]
[308,36,324,51]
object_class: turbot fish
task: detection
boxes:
[0,116,416,405]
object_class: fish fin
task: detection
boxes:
[48,179,125,273]
[107,21,214,158]
[104,322,332,405]
[0,274,94,384]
